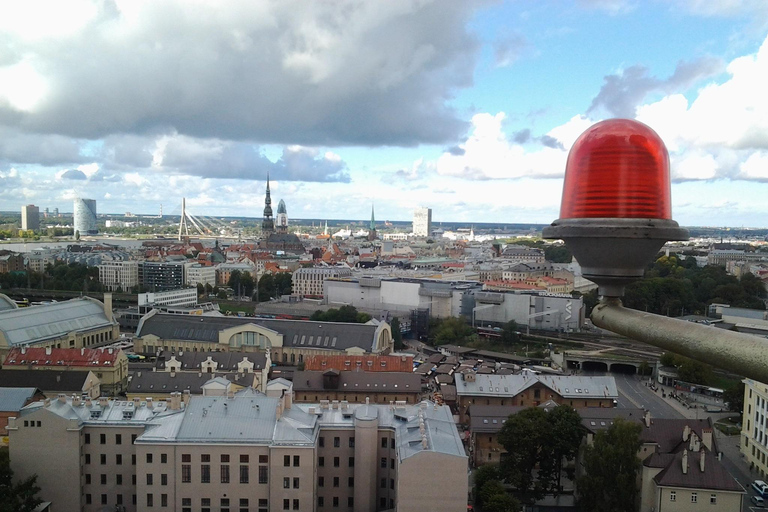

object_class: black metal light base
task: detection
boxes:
[542,218,688,297]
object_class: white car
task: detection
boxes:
[752,495,765,508]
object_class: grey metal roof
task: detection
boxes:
[155,350,267,371]
[0,387,38,411]
[0,297,116,347]
[137,313,380,352]
[0,293,17,311]
[0,369,92,393]
[128,371,254,394]
[19,396,177,425]
[454,373,618,399]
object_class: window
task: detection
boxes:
[333,457,340,467]
[85,473,91,484]
[381,437,387,448]
[117,494,123,505]
[691,493,697,503]
[131,434,137,444]
[293,499,299,510]
[333,497,339,508]
[116,454,122,465]
[101,474,107,485]
[293,477,300,489]
[348,457,354,467]
[100,433,106,444]
[221,454,230,463]
[390,458,395,469]
[319,456,325,467]
[348,497,354,508]
[86,494,92,505]
[284,455,291,467]
[293,455,300,467]
[258,498,268,512]
[333,476,339,487]
[258,455,267,464]
[147,474,153,485]
[201,497,211,512]
[160,494,167,507]
[334,437,340,447]
[380,498,386,508]
[116,474,122,485]
[221,464,230,483]
[390,438,395,449]
[160,473,167,486]
[348,477,354,487]
[318,476,324,487]
[132,474,137,485]
[85,454,91,464]
[101,494,108,505]
[381,458,387,468]
[85,433,91,444]
[201,454,210,462]
[284,477,290,489]
[100,454,106,465]
[116,434,122,445]
[147,494,154,507]
[318,497,324,507]
[319,437,325,447]
[381,478,386,488]
[201,464,210,483]
[390,478,394,489]
[161,453,167,464]
[182,465,191,483]
[283,499,290,510]
[132,454,136,465]
[147,453,153,464]
[710,494,717,504]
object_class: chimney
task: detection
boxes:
[81,348,85,355]
[103,292,113,321]
[683,425,690,441]
[682,449,688,474]
[182,390,191,405]
[57,393,66,403]
[146,397,153,407]
[644,410,651,428]
[702,428,713,451]
[699,448,706,472]
[98,397,108,408]
[73,395,81,406]
[21,347,26,355]
[46,346,52,356]
[170,392,182,411]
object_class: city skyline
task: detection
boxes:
[2,2,768,226]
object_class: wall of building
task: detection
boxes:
[397,451,468,512]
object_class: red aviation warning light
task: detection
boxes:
[543,118,688,297]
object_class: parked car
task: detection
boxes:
[752,495,765,508]
[753,480,768,496]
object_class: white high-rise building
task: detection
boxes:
[21,204,39,231]
[413,207,432,237]
[73,198,98,236]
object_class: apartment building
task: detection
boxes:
[8,388,468,512]
[741,378,768,479]
[98,260,140,292]
[186,263,217,287]
[139,261,186,291]
[293,266,353,298]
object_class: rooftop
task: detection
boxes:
[455,373,618,399]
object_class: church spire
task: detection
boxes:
[262,172,274,234]
[368,204,377,241]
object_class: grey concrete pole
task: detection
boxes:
[592,297,768,384]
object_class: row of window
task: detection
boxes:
[180,464,267,484]
[318,456,354,468]
[319,436,355,448]
[84,433,139,445]
[669,491,717,504]
[318,476,354,487]
[181,497,267,512]
[318,496,354,508]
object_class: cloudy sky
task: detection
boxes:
[3,0,768,227]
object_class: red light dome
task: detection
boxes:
[560,118,671,220]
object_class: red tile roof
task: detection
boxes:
[303,354,414,373]
[3,347,122,367]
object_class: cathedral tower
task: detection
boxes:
[262,174,275,234]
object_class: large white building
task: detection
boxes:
[98,261,140,292]
[412,207,432,237]
[293,267,353,298]
[74,198,98,236]
[21,204,39,231]
[186,263,217,287]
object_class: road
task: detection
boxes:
[612,373,685,419]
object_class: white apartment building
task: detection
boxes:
[741,378,768,479]
[98,261,140,292]
[293,267,353,298]
[412,207,432,237]
[138,288,198,310]
[186,263,217,287]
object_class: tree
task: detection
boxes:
[543,405,584,493]
[390,317,404,350]
[196,283,205,296]
[498,407,550,504]
[240,272,255,297]
[0,448,43,512]
[430,316,474,346]
[473,463,501,506]
[576,418,642,512]
[227,270,242,297]
[500,320,520,344]
[724,381,745,413]
[480,480,520,512]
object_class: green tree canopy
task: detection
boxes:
[0,448,43,512]
[390,317,404,350]
[576,418,642,512]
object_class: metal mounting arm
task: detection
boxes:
[591,297,768,384]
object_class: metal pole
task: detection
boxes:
[591,297,768,384]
